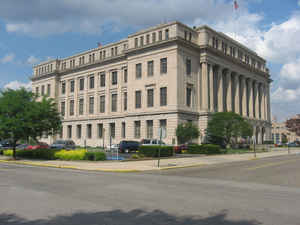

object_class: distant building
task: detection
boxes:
[272,117,300,144]
[31,21,272,147]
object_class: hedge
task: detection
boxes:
[138,145,173,158]
[3,149,106,161]
[187,144,222,155]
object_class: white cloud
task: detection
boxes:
[298,0,300,7]
[0,53,15,63]
[4,81,32,90]
[26,56,40,65]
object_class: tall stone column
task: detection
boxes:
[241,76,247,117]
[262,84,267,120]
[227,72,232,112]
[213,65,219,112]
[223,70,229,112]
[254,82,259,119]
[258,83,262,119]
[217,68,224,112]
[234,74,240,114]
[266,83,271,122]
[247,78,254,118]
[208,63,214,112]
[201,62,209,111]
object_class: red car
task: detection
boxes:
[26,142,49,150]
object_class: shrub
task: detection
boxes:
[187,144,222,155]
[139,146,173,158]
[54,150,86,161]
[84,151,106,161]
[3,150,13,156]
[4,149,58,159]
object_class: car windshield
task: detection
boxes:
[53,140,65,144]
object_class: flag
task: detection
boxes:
[234,0,239,10]
[97,42,102,47]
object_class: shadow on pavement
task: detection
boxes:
[0,209,261,225]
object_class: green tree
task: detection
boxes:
[176,122,200,144]
[0,88,61,159]
[206,112,253,148]
[281,134,288,144]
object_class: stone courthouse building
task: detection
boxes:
[31,21,272,147]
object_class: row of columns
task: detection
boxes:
[200,62,271,122]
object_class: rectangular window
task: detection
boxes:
[165,29,169,40]
[135,38,138,48]
[100,95,105,113]
[147,120,153,139]
[79,78,84,91]
[87,124,92,139]
[136,63,142,79]
[79,98,84,115]
[115,47,118,56]
[112,71,118,85]
[69,100,74,116]
[47,84,51,96]
[77,124,82,139]
[36,87,39,95]
[61,82,66,94]
[124,92,127,111]
[186,87,192,107]
[122,122,126,138]
[160,87,167,106]
[111,48,114,56]
[147,61,154,76]
[41,85,45,95]
[67,125,72,139]
[152,32,156,42]
[98,123,103,138]
[124,69,128,83]
[147,89,154,107]
[134,121,141,139]
[111,94,117,112]
[103,50,106,58]
[70,80,75,93]
[89,76,94,89]
[160,119,167,138]
[160,58,167,74]
[61,101,65,116]
[146,34,150,44]
[184,31,188,40]
[159,31,162,41]
[140,36,144,46]
[186,58,191,75]
[100,72,105,87]
[110,123,115,138]
[135,90,142,109]
[89,96,94,114]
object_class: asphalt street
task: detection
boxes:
[1,154,300,225]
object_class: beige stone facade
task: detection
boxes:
[31,21,272,147]
[272,119,300,144]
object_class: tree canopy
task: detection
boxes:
[206,112,253,148]
[0,88,61,158]
[176,122,200,144]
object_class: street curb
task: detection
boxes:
[159,163,205,170]
[0,160,140,173]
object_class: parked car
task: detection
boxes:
[26,142,49,150]
[173,144,188,154]
[16,144,30,150]
[0,140,13,149]
[140,139,166,146]
[106,144,120,152]
[50,140,76,150]
[119,140,140,153]
[288,142,298,147]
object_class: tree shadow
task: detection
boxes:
[0,209,262,225]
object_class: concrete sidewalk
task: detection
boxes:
[1,149,300,172]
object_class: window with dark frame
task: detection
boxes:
[77,125,82,139]
[61,101,65,116]
[122,122,126,138]
[47,84,51,96]
[98,123,103,138]
[186,58,191,75]
[165,29,169,40]
[124,92,127,111]
[110,123,115,138]
[111,94,117,112]
[186,87,192,107]
[69,100,74,116]
[100,72,105,87]
[89,76,94,89]
[89,96,94,114]
[134,121,141,138]
[79,98,84,115]
[87,124,92,139]
[112,71,118,85]
[100,95,105,113]
[160,58,167,74]
[70,80,75,93]
[147,120,153,138]
[124,69,128,83]
[147,89,154,107]
[136,63,142,79]
[79,78,84,91]
[67,125,72,139]
[135,90,142,109]
[147,61,154,76]
[61,82,66,94]
[160,87,167,106]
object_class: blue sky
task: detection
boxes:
[1,0,300,121]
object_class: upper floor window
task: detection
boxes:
[159,30,162,41]
[135,38,138,48]
[124,69,128,83]
[111,94,117,112]
[136,63,142,79]
[79,98,84,115]
[112,71,118,85]
[69,100,74,116]
[111,48,114,57]
[79,78,84,91]
[70,80,75,93]
[135,90,142,109]
[47,84,51,96]
[160,87,167,106]
[165,29,169,40]
[89,96,94,114]
[222,42,227,54]
[140,36,144,46]
[89,76,95,89]
[189,32,192,41]
[100,95,105,113]
[147,89,154,107]
[146,34,150,44]
[61,101,65,116]
[160,58,167,74]
[186,58,191,75]
[115,47,118,56]
[100,72,105,87]
[61,82,66,95]
[124,92,127,111]
[134,121,141,139]
[152,32,156,43]
[41,85,45,96]
[147,61,154,77]
[186,87,192,107]
[212,37,219,49]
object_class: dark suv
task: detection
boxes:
[50,140,76,150]
[119,141,140,153]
